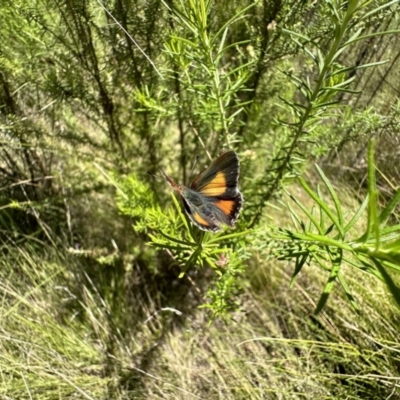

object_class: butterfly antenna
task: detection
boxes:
[147,171,163,180]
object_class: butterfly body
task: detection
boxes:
[162,151,242,232]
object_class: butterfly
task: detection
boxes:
[161,150,243,232]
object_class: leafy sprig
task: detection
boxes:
[270,141,400,313]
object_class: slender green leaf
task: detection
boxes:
[379,188,400,226]
[288,193,324,235]
[366,141,379,246]
[377,260,400,273]
[315,164,344,236]
[372,258,400,309]
[358,0,400,23]
[287,202,303,231]
[317,186,326,231]
[169,35,198,48]
[290,253,309,288]
[344,30,400,48]
[212,2,256,44]
[298,176,344,237]
[344,194,369,234]
[313,100,341,109]
[337,273,359,312]
[179,245,203,278]
[329,60,388,77]
[281,28,312,42]
[158,230,196,247]
[207,229,252,245]
[291,38,317,61]
[342,255,383,281]
[315,249,343,314]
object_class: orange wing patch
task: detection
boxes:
[215,200,234,215]
[199,172,227,196]
[192,212,211,227]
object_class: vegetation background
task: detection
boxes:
[1,0,400,398]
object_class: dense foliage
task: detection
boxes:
[1,0,400,398]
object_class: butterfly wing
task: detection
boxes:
[162,151,243,232]
[191,151,240,198]
[181,191,221,232]
[209,195,243,227]
[181,191,242,232]
[188,151,242,229]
